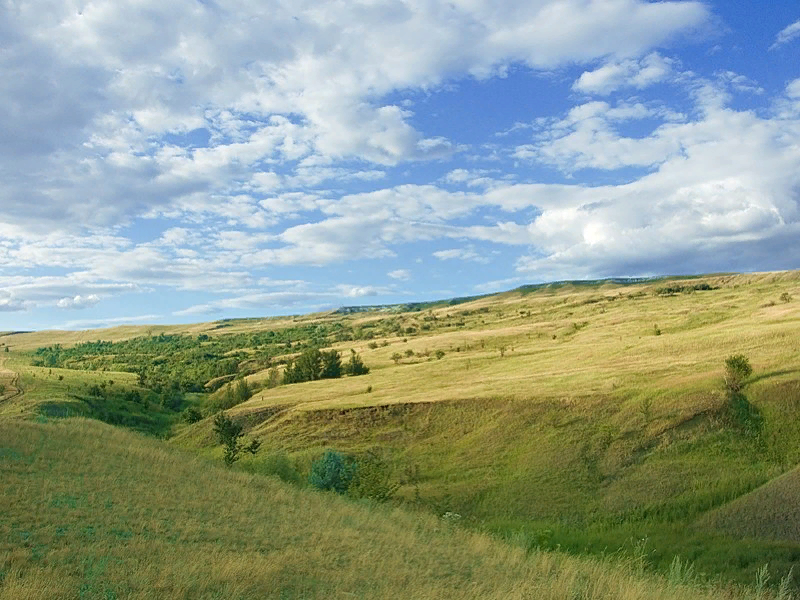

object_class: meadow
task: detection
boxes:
[1,270,799,597]
[0,417,794,599]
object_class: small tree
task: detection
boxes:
[183,406,203,424]
[391,352,403,365]
[213,412,260,467]
[724,354,753,394]
[233,379,251,404]
[320,349,342,379]
[344,349,369,376]
[309,450,356,494]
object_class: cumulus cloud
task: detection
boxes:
[0,0,710,234]
[572,53,674,95]
[770,20,800,50]
[56,294,101,310]
[388,269,412,281]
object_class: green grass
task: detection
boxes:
[0,417,792,600]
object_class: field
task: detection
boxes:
[0,417,791,599]
[1,270,800,597]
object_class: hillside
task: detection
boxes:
[701,460,800,543]
[0,417,787,600]
[1,270,799,591]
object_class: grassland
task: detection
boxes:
[1,270,800,596]
[0,417,793,600]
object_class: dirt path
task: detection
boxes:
[0,356,23,403]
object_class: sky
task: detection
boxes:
[1,0,799,331]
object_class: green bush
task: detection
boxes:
[309,450,356,494]
[344,349,369,376]
[183,406,203,424]
[213,412,260,467]
[724,354,753,394]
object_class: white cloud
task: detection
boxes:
[770,19,800,50]
[334,285,392,298]
[433,247,490,264]
[388,269,411,281]
[572,53,674,95]
[56,294,101,310]
[0,0,710,234]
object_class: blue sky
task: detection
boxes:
[1,0,799,330]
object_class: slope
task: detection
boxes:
[0,417,767,600]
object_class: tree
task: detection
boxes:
[213,412,260,466]
[233,378,251,404]
[309,450,356,494]
[344,349,369,376]
[391,352,402,365]
[320,349,342,379]
[724,354,753,394]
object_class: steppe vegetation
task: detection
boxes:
[1,270,799,598]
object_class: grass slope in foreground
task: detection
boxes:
[0,417,792,600]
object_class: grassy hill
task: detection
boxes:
[701,460,800,543]
[0,417,791,600]
[1,270,800,595]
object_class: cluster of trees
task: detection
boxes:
[284,348,369,384]
[30,324,362,392]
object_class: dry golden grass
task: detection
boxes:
[0,417,777,600]
[218,271,800,423]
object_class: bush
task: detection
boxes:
[344,349,369,376]
[213,412,260,466]
[309,450,356,494]
[435,349,445,360]
[724,354,753,394]
[183,406,203,424]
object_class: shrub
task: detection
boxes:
[183,406,203,424]
[309,450,356,494]
[367,341,379,350]
[780,292,792,303]
[404,349,414,357]
[320,349,342,379]
[391,352,402,364]
[435,349,445,360]
[344,349,369,376]
[213,412,260,466]
[724,354,753,394]
[265,366,281,389]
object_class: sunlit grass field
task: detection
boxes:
[2,270,800,594]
